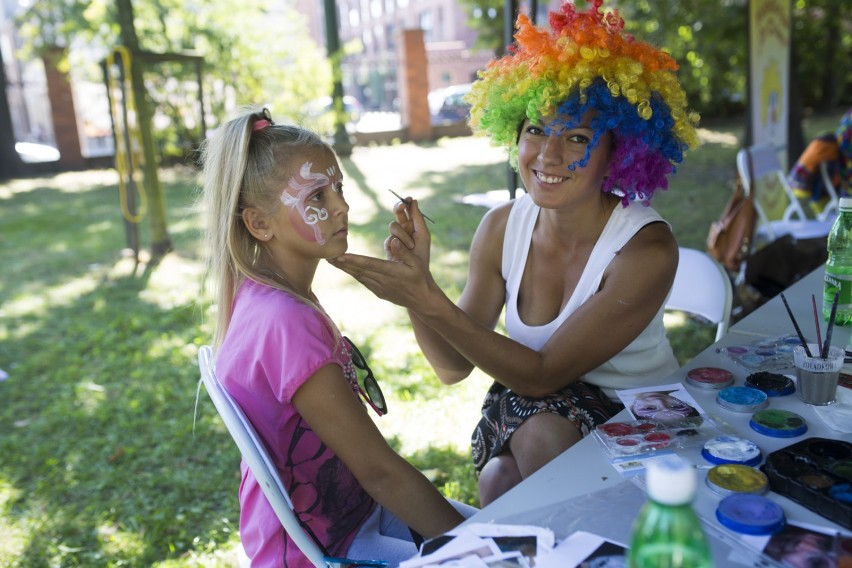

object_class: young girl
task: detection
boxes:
[200,108,472,567]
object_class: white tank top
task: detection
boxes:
[502,194,679,399]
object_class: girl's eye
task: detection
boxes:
[309,191,324,202]
[334,182,344,195]
[525,124,545,136]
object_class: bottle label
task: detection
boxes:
[824,271,852,324]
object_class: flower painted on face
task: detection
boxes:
[281,161,341,244]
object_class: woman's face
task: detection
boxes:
[516,112,612,209]
[632,393,695,420]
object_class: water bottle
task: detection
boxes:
[628,457,712,568]
[824,197,852,325]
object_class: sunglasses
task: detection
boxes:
[343,337,388,416]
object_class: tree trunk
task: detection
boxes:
[43,47,86,169]
[116,0,172,260]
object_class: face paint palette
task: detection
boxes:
[716,386,769,413]
[701,435,762,466]
[748,409,808,438]
[686,367,734,390]
[593,418,723,461]
[744,371,795,397]
[761,437,852,529]
[706,464,769,497]
[719,334,802,372]
[715,493,786,535]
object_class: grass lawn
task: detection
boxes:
[0,110,844,566]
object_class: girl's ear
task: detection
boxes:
[242,208,271,241]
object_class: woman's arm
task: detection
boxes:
[333,212,677,397]
[293,363,465,538]
[401,202,510,384]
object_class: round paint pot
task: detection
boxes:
[706,464,769,497]
[829,483,852,504]
[749,409,808,438]
[744,372,795,397]
[643,432,672,450]
[715,493,786,535]
[686,367,734,390]
[614,437,642,454]
[598,423,634,437]
[717,386,769,413]
[702,435,762,466]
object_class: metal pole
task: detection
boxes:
[504,0,519,198]
[323,0,353,157]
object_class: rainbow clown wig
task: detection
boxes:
[466,0,701,205]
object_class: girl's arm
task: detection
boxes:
[293,364,465,538]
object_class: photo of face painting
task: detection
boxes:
[618,383,705,422]
[762,523,838,568]
[579,541,627,567]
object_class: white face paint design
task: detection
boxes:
[280,161,340,244]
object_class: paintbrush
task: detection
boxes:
[822,291,840,359]
[780,292,813,357]
[388,189,435,224]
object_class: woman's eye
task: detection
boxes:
[334,182,344,195]
[567,133,591,144]
[309,191,323,202]
[526,125,544,135]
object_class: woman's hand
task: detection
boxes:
[384,198,431,265]
[330,197,436,309]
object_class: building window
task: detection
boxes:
[384,0,394,14]
[371,0,382,18]
[398,0,408,8]
[419,11,433,42]
[349,7,360,27]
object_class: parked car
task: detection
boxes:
[428,83,472,125]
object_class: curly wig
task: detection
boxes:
[466,0,701,205]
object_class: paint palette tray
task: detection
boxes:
[719,334,802,372]
[761,437,852,529]
[593,417,724,461]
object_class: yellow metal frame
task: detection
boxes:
[106,46,147,224]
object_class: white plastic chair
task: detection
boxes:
[819,161,841,221]
[198,346,332,568]
[666,248,733,342]
[736,144,836,245]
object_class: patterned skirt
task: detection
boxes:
[471,380,620,473]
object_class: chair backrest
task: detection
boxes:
[198,346,329,568]
[666,248,733,342]
[819,161,841,221]
[737,145,808,234]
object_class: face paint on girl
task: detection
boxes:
[280,161,342,244]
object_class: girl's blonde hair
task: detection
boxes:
[200,107,332,348]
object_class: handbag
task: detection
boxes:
[707,177,757,273]
[707,150,758,273]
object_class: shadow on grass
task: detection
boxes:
[0,270,240,565]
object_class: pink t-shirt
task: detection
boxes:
[216,279,375,567]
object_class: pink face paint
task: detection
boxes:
[281,161,341,244]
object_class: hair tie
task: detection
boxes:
[252,108,274,132]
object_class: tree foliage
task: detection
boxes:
[16,0,333,157]
[457,0,851,117]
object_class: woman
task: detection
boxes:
[330,0,699,505]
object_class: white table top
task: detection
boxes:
[464,264,852,551]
